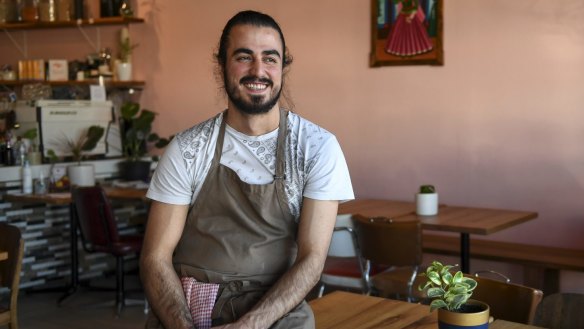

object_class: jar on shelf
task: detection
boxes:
[38,0,56,22]
[55,0,71,21]
[0,0,18,23]
[21,0,38,22]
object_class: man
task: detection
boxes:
[141,10,354,329]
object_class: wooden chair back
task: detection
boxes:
[534,292,584,329]
[352,214,423,267]
[0,223,25,329]
[471,274,543,325]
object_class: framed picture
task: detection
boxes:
[370,0,443,67]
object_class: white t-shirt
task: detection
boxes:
[147,111,354,219]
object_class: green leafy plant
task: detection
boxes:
[418,261,478,312]
[419,184,436,193]
[65,126,105,164]
[120,102,171,162]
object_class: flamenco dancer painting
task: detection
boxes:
[385,0,433,57]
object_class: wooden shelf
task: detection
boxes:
[0,17,144,31]
[0,79,145,89]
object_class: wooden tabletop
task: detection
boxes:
[338,199,537,236]
[339,199,416,219]
[4,186,148,205]
[309,291,544,329]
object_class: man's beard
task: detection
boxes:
[225,75,282,115]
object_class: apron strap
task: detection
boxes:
[274,108,288,181]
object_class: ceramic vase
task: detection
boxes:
[416,192,438,216]
[116,62,132,81]
[68,164,95,187]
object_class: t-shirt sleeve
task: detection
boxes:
[146,138,193,205]
[302,136,354,202]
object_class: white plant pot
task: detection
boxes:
[68,164,95,187]
[416,193,438,216]
[116,62,132,81]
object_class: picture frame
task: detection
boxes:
[370,0,443,67]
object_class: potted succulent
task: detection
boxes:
[119,101,171,181]
[65,125,105,187]
[419,261,490,328]
[416,184,438,216]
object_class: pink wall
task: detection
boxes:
[131,0,584,247]
[2,1,583,290]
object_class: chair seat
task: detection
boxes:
[0,310,11,325]
[93,235,142,256]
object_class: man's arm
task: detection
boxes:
[140,200,192,328]
[217,197,339,329]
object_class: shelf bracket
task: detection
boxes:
[2,29,28,58]
[76,25,101,53]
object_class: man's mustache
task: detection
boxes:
[240,76,273,86]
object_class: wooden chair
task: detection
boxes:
[352,214,424,301]
[0,223,24,329]
[534,292,584,329]
[72,186,145,315]
[317,215,390,297]
[471,273,543,325]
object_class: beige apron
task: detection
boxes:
[146,109,314,329]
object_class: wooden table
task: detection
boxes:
[338,199,538,273]
[310,291,543,329]
[4,186,148,303]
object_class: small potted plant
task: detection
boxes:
[118,101,171,181]
[116,27,138,81]
[65,125,105,187]
[419,261,490,328]
[416,184,438,216]
[19,128,42,165]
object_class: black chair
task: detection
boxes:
[0,223,24,329]
[72,186,144,315]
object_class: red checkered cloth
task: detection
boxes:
[181,277,220,329]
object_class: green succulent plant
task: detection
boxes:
[419,184,436,193]
[418,261,478,312]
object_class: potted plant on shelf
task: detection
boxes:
[116,27,138,81]
[419,261,489,329]
[416,184,439,216]
[65,125,105,187]
[119,101,171,182]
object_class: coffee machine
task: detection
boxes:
[14,100,122,160]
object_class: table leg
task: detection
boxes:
[460,233,470,273]
[58,202,79,304]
